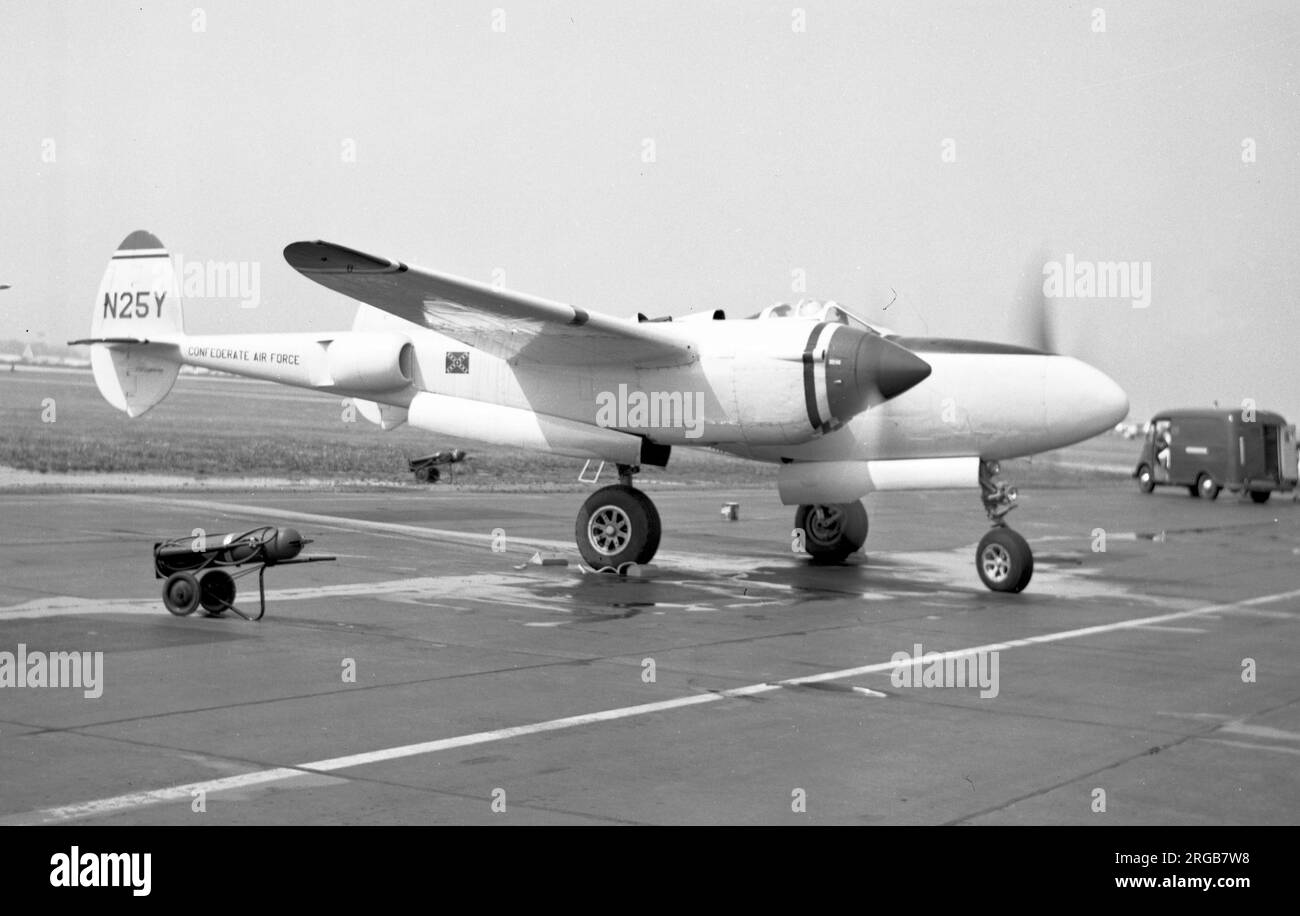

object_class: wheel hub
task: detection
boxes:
[981,543,1012,583]
[807,505,844,545]
[588,506,632,556]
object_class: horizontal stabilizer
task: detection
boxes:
[67,337,153,346]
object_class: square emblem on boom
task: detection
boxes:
[445,351,470,374]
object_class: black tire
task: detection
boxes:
[199,570,237,615]
[575,485,661,569]
[795,502,869,564]
[1250,490,1271,504]
[162,571,201,616]
[1136,465,1156,494]
[1196,473,1221,500]
[1187,485,1200,498]
[976,527,1034,593]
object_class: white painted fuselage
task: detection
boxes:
[150,304,1127,468]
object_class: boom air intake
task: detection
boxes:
[71,230,185,417]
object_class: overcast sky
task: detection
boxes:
[2,0,1297,422]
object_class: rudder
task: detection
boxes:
[75,230,185,417]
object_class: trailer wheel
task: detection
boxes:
[1136,465,1155,493]
[1196,473,1221,500]
[162,572,201,616]
[199,570,237,615]
[1250,490,1271,504]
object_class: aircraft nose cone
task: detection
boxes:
[1044,357,1129,442]
[1096,370,1129,429]
[823,328,931,423]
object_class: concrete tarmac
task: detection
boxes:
[0,483,1297,824]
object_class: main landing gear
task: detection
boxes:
[572,460,1033,593]
[975,460,1033,593]
[793,502,869,564]
[575,464,662,570]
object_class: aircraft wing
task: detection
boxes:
[283,240,695,368]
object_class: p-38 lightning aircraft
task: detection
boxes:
[74,231,1128,593]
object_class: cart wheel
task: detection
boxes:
[199,570,237,615]
[1250,490,1271,504]
[1187,485,1200,498]
[162,572,201,616]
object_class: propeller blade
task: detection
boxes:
[1009,251,1058,354]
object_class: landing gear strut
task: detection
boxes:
[976,460,1033,593]
[574,464,662,570]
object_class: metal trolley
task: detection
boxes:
[153,526,334,621]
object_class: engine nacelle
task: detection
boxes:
[777,457,980,505]
[321,332,414,392]
[721,323,933,445]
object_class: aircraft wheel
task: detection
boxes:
[795,501,869,564]
[1136,465,1155,493]
[162,572,201,616]
[199,570,237,615]
[576,485,661,569]
[976,528,1034,593]
[1250,490,1271,504]
[1196,473,1221,500]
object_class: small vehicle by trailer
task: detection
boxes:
[409,448,467,483]
[1133,408,1299,502]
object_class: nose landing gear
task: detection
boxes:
[977,460,1033,593]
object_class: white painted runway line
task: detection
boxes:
[82,494,1186,596]
[0,575,541,620]
[14,584,1300,825]
[83,493,765,575]
[88,493,576,553]
[1202,739,1300,757]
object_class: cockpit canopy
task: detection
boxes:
[754,299,894,336]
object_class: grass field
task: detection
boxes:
[0,366,1134,490]
[0,367,781,488]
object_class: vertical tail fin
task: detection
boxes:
[73,231,185,417]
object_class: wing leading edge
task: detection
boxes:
[283,240,694,368]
